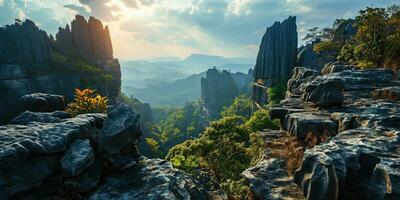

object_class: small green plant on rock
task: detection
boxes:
[66,88,108,116]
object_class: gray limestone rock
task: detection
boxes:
[20,93,66,112]
[98,103,142,170]
[61,139,95,177]
[201,68,239,119]
[285,112,338,138]
[64,160,102,193]
[372,86,400,101]
[0,20,50,65]
[0,113,104,199]
[266,66,400,200]
[300,76,345,107]
[254,16,298,81]
[11,111,70,125]
[88,158,208,200]
[321,61,355,75]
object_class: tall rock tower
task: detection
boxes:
[201,68,239,120]
[253,16,298,105]
[56,15,121,102]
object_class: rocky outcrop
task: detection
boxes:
[297,39,336,71]
[89,158,207,200]
[300,76,345,107]
[253,16,298,105]
[201,68,239,119]
[0,102,207,199]
[321,61,355,75]
[0,17,121,123]
[258,67,400,200]
[0,20,50,64]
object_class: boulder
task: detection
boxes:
[61,139,95,177]
[321,61,355,75]
[64,160,102,193]
[88,158,208,200]
[98,103,142,170]
[372,86,400,101]
[20,93,65,112]
[300,76,345,107]
[286,67,321,98]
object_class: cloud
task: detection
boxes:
[66,0,122,21]
[63,4,90,15]
[1,0,399,59]
[121,0,138,8]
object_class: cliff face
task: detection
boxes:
[253,16,298,105]
[201,68,239,119]
[254,16,297,81]
[0,20,50,64]
[0,17,121,123]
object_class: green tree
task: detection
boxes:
[221,95,253,119]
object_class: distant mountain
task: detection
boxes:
[183,54,254,66]
[123,72,205,106]
[121,54,254,89]
[122,67,253,106]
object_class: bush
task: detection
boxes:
[66,89,108,116]
[267,81,287,105]
[245,109,279,132]
[221,95,253,119]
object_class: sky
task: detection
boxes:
[0,0,398,60]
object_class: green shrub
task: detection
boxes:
[267,81,286,105]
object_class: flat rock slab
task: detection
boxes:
[88,158,208,200]
[61,139,95,177]
[285,112,337,138]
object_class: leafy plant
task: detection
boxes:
[66,89,108,116]
[267,81,287,105]
[221,95,253,119]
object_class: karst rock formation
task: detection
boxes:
[253,16,298,105]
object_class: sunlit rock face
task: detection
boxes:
[57,15,121,102]
[201,68,239,119]
[57,15,114,60]
[253,16,298,105]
